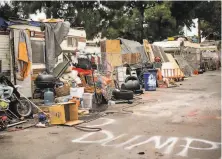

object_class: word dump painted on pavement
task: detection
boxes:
[72,118,221,158]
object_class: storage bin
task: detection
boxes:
[82,93,93,109]
[144,69,157,91]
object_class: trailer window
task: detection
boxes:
[67,37,78,47]
[31,40,45,63]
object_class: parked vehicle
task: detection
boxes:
[0,74,32,118]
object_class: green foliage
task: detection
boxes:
[0,1,220,41]
[196,1,221,37]
[144,2,176,41]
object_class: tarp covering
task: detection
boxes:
[174,55,193,77]
[136,46,149,64]
[202,50,219,60]
[44,21,70,72]
[182,53,200,71]
[118,38,149,64]
[118,38,141,54]
[0,17,41,28]
[0,17,8,28]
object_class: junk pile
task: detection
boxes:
[0,17,220,131]
[0,74,32,131]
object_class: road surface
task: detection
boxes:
[0,71,221,159]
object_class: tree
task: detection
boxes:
[124,1,156,43]
[0,1,220,42]
[144,2,177,41]
[170,1,200,29]
[195,1,221,38]
[0,2,20,20]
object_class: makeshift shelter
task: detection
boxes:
[118,38,149,65]
[101,38,150,67]
[143,40,169,63]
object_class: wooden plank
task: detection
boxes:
[64,120,84,126]
[69,103,78,121]
[131,53,141,64]
[143,40,155,62]
[122,54,131,64]
[107,53,122,67]
[122,53,141,64]
[106,40,121,53]
[78,110,90,115]
[100,41,106,52]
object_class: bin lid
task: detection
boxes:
[147,69,157,72]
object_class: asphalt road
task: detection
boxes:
[0,71,221,159]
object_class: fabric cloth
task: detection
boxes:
[44,22,70,73]
[17,30,32,80]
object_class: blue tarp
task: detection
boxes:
[0,17,41,28]
[0,17,8,28]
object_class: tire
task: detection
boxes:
[121,80,140,91]
[125,76,139,83]
[12,99,33,117]
[112,90,134,100]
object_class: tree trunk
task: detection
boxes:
[158,17,162,41]
[198,18,201,43]
[140,9,144,43]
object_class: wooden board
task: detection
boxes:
[166,53,184,77]
[78,110,90,115]
[107,53,122,67]
[106,40,121,53]
[143,40,155,62]
[122,53,141,64]
[100,41,106,52]
[64,120,84,126]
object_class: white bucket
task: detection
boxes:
[70,87,84,98]
[83,93,93,109]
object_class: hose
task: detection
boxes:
[73,100,142,132]
[73,112,107,132]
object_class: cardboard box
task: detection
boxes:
[39,102,83,126]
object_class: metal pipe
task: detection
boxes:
[7,120,27,127]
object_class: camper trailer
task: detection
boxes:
[0,21,86,98]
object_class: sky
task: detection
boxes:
[30,12,198,37]
[29,11,46,21]
[183,18,198,37]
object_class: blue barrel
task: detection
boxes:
[144,69,157,91]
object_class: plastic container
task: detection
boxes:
[44,88,55,105]
[82,93,93,109]
[70,87,84,98]
[144,69,157,91]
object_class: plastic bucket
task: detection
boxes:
[82,93,93,109]
[144,69,157,91]
[70,87,84,98]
